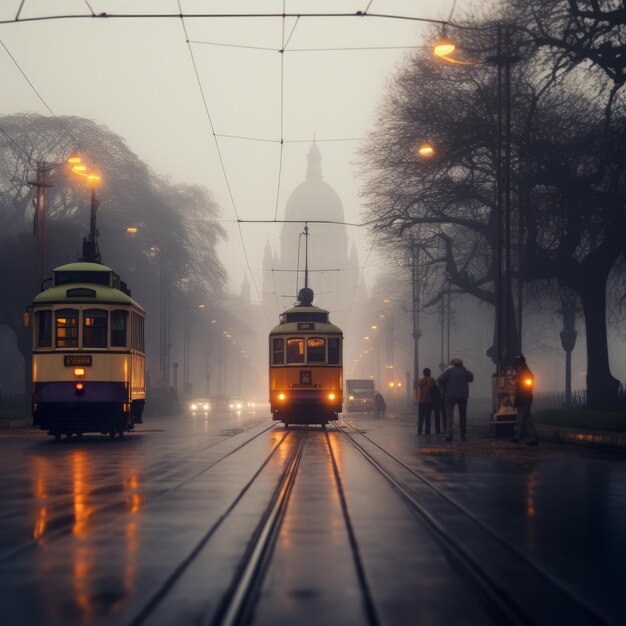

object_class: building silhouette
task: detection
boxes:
[262,141,363,331]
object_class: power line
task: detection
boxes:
[6,11,448,27]
[237,218,377,227]
[176,1,270,324]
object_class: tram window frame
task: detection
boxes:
[286,337,305,364]
[307,337,326,363]
[328,337,341,365]
[83,308,108,348]
[36,310,52,348]
[111,310,128,347]
[272,338,284,365]
[55,309,79,348]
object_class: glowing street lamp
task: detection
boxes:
[417,143,435,158]
[69,156,103,262]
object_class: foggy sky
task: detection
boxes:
[0,0,459,297]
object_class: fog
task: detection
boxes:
[0,1,624,407]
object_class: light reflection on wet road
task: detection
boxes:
[0,410,624,625]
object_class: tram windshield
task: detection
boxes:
[36,310,52,348]
[307,338,325,362]
[286,338,305,363]
[83,309,108,348]
[272,338,284,365]
[55,309,79,348]
[328,337,341,365]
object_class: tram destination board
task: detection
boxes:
[64,355,93,367]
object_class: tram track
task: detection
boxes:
[130,429,305,626]
[334,421,612,626]
[0,418,272,527]
[0,419,277,562]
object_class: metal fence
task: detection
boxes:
[535,384,625,411]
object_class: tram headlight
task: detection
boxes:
[75,382,84,395]
[524,377,533,387]
[74,367,85,377]
[203,403,210,411]
[328,393,336,401]
[191,403,198,410]
[278,393,286,401]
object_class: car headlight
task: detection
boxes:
[203,403,209,410]
[229,403,234,409]
[236,403,242,409]
[349,395,354,400]
[191,403,197,410]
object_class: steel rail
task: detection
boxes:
[0,418,271,525]
[324,429,380,626]
[131,429,302,625]
[208,431,307,626]
[1,420,277,562]
[334,422,611,626]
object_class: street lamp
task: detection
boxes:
[434,26,522,423]
[69,156,103,263]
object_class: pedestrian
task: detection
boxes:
[417,368,437,435]
[437,357,474,442]
[511,354,539,446]
[374,391,386,419]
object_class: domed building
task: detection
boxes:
[263,141,361,329]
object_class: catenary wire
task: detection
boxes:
[176,1,270,320]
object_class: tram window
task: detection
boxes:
[328,337,341,365]
[307,337,325,363]
[286,338,304,364]
[111,310,128,347]
[55,309,79,348]
[272,338,284,365]
[36,310,52,348]
[83,309,108,348]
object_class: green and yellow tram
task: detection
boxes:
[269,287,343,427]
[31,262,145,440]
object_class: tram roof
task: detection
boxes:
[53,262,113,272]
[270,305,342,335]
[33,283,144,310]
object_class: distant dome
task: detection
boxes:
[283,141,345,223]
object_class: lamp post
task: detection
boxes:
[434,26,522,425]
[69,156,102,263]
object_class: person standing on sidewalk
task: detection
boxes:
[511,354,539,446]
[417,368,437,435]
[437,357,474,442]
[374,391,386,419]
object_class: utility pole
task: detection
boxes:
[28,161,53,293]
[411,243,421,404]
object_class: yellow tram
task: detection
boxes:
[31,262,145,440]
[269,286,343,427]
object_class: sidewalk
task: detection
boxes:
[536,424,626,448]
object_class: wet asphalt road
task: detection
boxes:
[0,409,624,625]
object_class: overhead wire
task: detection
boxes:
[273,1,286,222]
[176,0,270,321]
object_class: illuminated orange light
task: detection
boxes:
[524,378,533,387]
[75,383,84,392]
[87,174,101,184]
[278,393,286,401]
[67,156,82,164]
[74,368,85,377]
[328,393,336,400]
[198,304,206,309]
[418,143,435,157]
[434,41,456,58]
[126,226,138,234]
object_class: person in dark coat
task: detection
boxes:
[417,368,437,434]
[374,391,386,418]
[511,354,539,446]
[437,357,474,442]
